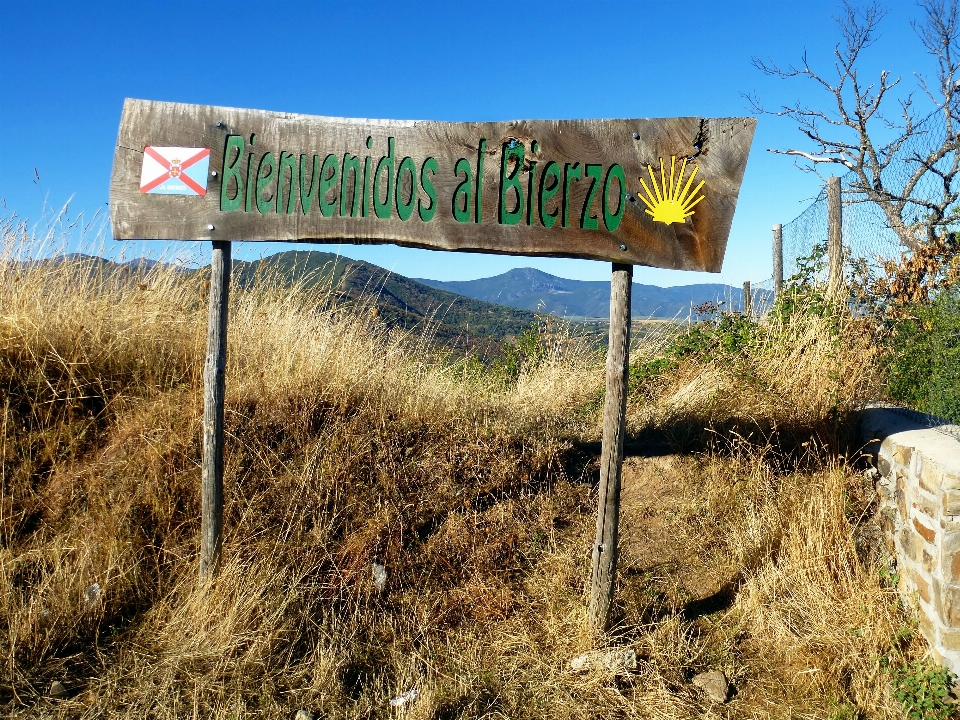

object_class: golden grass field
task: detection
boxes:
[0,214,938,718]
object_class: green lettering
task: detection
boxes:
[538,161,561,228]
[419,157,438,222]
[581,164,602,230]
[319,154,340,217]
[220,135,244,212]
[396,156,417,221]
[255,152,277,215]
[341,153,361,217]
[476,139,486,223]
[603,164,626,232]
[298,155,320,215]
[276,151,299,214]
[562,162,581,228]
[452,157,473,223]
[526,159,538,225]
[498,141,525,226]
[373,137,396,220]
[245,134,257,213]
[362,154,371,218]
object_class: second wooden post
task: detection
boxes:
[589,262,633,635]
[200,240,231,580]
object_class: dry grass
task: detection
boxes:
[0,215,928,718]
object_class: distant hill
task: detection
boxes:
[415,267,746,319]
[229,251,540,350]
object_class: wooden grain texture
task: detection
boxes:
[773,223,783,297]
[588,263,632,635]
[827,176,844,299]
[200,240,230,579]
[110,99,756,272]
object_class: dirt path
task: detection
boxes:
[617,454,738,618]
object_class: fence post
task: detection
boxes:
[827,176,844,300]
[773,224,783,297]
[743,280,752,318]
[200,240,231,580]
[589,262,632,636]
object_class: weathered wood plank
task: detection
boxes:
[110,99,755,272]
[200,240,230,579]
[588,262,632,634]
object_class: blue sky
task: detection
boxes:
[0,0,935,285]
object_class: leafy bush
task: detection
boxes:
[629,302,759,398]
[883,290,960,424]
[887,659,955,720]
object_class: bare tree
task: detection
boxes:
[748,0,960,250]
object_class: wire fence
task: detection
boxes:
[780,108,950,283]
[759,108,960,435]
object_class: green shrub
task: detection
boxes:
[887,659,955,720]
[885,291,960,424]
[628,303,759,397]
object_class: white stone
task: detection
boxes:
[372,563,387,593]
[292,710,315,720]
[49,680,68,699]
[569,647,637,675]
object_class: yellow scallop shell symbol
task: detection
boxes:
[638,156,705,225]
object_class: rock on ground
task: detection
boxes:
[569,647,638,676]
[692,670,730,703]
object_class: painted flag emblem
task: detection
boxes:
[139,146,210,195]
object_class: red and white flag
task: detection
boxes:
[139,146,210,195]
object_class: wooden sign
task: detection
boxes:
[111,99,755,272]
[109,98,757,635]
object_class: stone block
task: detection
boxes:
[914,516,937,544]
[901,527,926,565]
[940,627,960,652]
[942,516,960,533]
[878,455,891,478]
[907,567,933,604]
[935,581,960,627]
[919,604,937,640]
[944,491,960,517]
[893,443,914,468]
[880,509,897,552]
[942,532,960,584]
[896,474,908,521]
[913,493,940,519]
[920,457,941,495]
[944,472,960,492]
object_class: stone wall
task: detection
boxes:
[862,405,960,672]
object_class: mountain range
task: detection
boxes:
[41,253,755,345]
[416,267,747,319]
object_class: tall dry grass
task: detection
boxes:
[0,214,927,718]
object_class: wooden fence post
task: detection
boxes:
[773,224,783,297]
[589,262,633,635]
[743,281,752,318]
[200,240,231,580]
[827,176,844,300]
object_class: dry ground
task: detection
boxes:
[0,219,938,719]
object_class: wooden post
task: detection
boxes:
[772,224,783,297]
[743,280,752,318]
[200,240,231,579]
[827,176,844,300]
[589,262,632,635]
